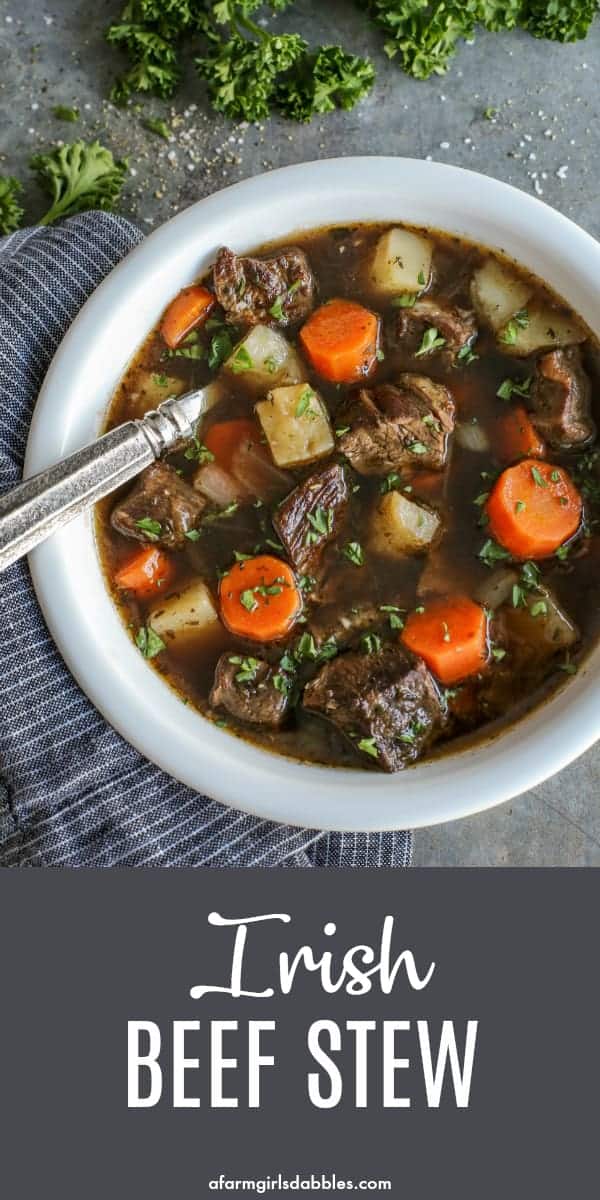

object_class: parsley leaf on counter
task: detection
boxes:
[0,176,24,235]
[31,140,128,226]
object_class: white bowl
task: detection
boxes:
[25,157,600,831]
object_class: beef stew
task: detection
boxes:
[97,222,600,772]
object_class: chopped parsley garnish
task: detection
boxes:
[531,465,547,487]
[381,472,402,493]
[230,346,253,374]
[298,574,316,592]
[380,604,404,630]
[422,412,441,432]
[335,425,351,438]
[500,309,529,345]
[263,355,279,375]
[163,330,204,360]
[360,633,382,654]
[203,502,239,523]
[342,541,364,566]
[391,293,417,308]
[135,517,162,540]
[305,506,334,544]
[293,632,338,664]
[496,374,532,401]
[269,293,287,321]
[399,720,426,745]
[135,626,165,659]
[357,736,379,759]
[479,538,511,567]
[228,655,261,684]
[184,529,201,542]
[234,550,253,562]
[184,437,214,464]
[530,600,548,617]
[415,326,446,356]
[515,500,526,513]
[376,347,385,362]
[456,344,478,365]
[295,387,316,418]
[240,589,259,612]
[208,328,234,371]
[408,441,428,456]
[417,270,426,286]
[559,656,577,675]
[491,646,507,661]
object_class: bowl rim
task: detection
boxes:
[24,156,600,832]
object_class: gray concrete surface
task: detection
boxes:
[1,1,599,864]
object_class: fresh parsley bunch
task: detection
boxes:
[107,0,376,121]
[0,141,128,236]
[0,177,24,236]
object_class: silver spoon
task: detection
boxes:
[0,388,209,573]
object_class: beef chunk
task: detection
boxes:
[303,644,444,772]
[273,463,349,573]
[390,296,477,359]
[530,347,595,449]
[111,462,206,549]
[210,653,290,728]
[337,373,455,474]
[213,245,314,327]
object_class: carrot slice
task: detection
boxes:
[204,419,261,472]
[496,406,546,463]
[299,298,379,383]
[161,285,215,349]
[219,554,302,642]
[114,546,175,598]
[401,596,489,685]
[486,458,582,559]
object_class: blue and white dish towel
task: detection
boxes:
[0,213,412,868]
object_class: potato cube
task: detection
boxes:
[127,368,185,417]
[149,579,219,644]
[224,324,304,393]
[498,302,587,357]
[504,586,578,654]
[471,258,532,333]
[371,491,441,557]
[368,227,433,297]
[256,384,334,468]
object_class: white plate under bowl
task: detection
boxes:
[24,157,600,831]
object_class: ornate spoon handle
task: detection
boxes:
[0,389,207,573]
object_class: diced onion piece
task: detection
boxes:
[224,324,303,393]
[454,420,490,453]
[475,567,519,610]
[256,383,334,468]
[193,462,250,506]
[230,439,293,501]
[471,258,532,333]
[127,369,185,417]
[370,491,441,557]
[499,302,587,357]
[368,227,433,296]
[149,580,219,644]
[504,585,579,652]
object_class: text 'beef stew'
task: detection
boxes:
[97,223,600,772]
